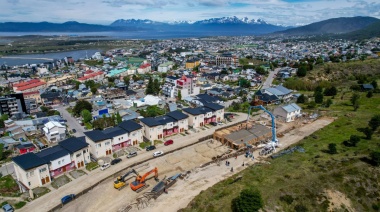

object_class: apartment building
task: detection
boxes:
[84,120,143,158]
[12,79,46,93]
[12,137,89,189]
[0,93,27,117]
[139,111,189,140]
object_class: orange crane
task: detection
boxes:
[130,167,158,192]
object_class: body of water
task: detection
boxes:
[0,49,100,66]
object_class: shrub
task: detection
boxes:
[231,188,263,212]
[294,204,308,212]
[279,194,294,205]
[343,135,361,147]
[14,201,26,209]
[297,94,306,103]
[368,115,380,131]
[370,151,380,166]
[327,143,337,154]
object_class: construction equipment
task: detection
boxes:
[130,167,159,192]
[114,169,139,190]
[247,105,278,143]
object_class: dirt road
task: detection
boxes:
[140,117,334,212]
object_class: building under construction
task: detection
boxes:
[213,122,272,149]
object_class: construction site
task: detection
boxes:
[56,105,334,212]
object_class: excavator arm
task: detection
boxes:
[130,167,158,192]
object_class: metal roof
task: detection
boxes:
[12,153,47,170]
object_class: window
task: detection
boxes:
[62,159,65,163]
[105,141,110,146]
[39,168,47,173]
[29,171,34,177]
[28,182,31,186]
[76,153,82,157]
[98,144,101,147]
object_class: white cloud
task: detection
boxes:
[0,0,379,26]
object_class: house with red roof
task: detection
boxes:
[13,79,46,93]
[77,71,105,83]
[137,63,151,74]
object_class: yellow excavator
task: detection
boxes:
[114,169,139,190]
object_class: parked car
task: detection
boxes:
[153,151,164,157]
[100,163,110,171]
[127,151,138,158]
[164,140,174,146]
[2,204,14,212]
[146,145,156,151]
[111,158,122,165]
[210,122,218,126]
[61,194,75,205]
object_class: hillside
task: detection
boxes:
[338,20,380,40]
[181,61,380,212]
[276,16,379,36]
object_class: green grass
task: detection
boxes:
[85,162,99,171]
[181,91,380,212]
[0,201,8,207]
[154,140,163,145]
[84,122,93,130]
[14,201,26,209]
[0,175,21,197]
[139,141,151,149]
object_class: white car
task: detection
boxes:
[153,151,164,157]
[100,163,110,171]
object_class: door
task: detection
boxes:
[77,162,81,168]
[62,166,66,172]
[80,161,84,167]
[41,178,46,185]
[45,176,50,183]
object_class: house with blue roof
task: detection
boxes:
[139,111,189,141]
[12,137,89,190]
[262,85,293,101]
[273,103,302,122]
[84,120,143,158]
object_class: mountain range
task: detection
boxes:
[0,16,379,39]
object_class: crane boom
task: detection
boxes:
[247,105,278,143]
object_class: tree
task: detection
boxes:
[324,86,337,96]
[146,77,154,95]
[139,105,165,118]
[370,151,380,166]
[1,114,9,121]
[371,80,378,89]
[239,78,250,88]
[325,98,333,108]
[357,127,373,140]
[366,91,373,98]
[123,76,130,88]
[81,109,92,123]
[296,66,307,77]
[84,80,95,89]
[343,135,361,147]
[231,188,263,212]
[116,112,122,124]
[0,143,4,160]
[54,110,60,116]
[242,95,247,102]
[368,115,380,131]
[153,78,160,95]
[327,143,337,154]
[91,87,97,95]
[314,86,323,93]
[350,93,360,111]
[73,100,92,116]
[177,90,182,101]
[314,91,324,104]
[40,106,49,113]
[297,94,306,103]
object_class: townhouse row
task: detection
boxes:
[12,105,224,190]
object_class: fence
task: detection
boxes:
[49,133,215,212]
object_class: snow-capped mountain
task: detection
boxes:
[110,19,161,26]
[193,16,268,25]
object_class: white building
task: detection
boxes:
[42,121,66,143]
[273,103,302,122]
[182,103,224,128]
[84,120,143,158]
[157,61,174,73]
[12,137,90,190]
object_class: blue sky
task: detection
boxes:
[1,0,380,26]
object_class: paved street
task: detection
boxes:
[0,162,15,176]
[54,106,85,137]
[19,113,248,212]
[262,68,280,89]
